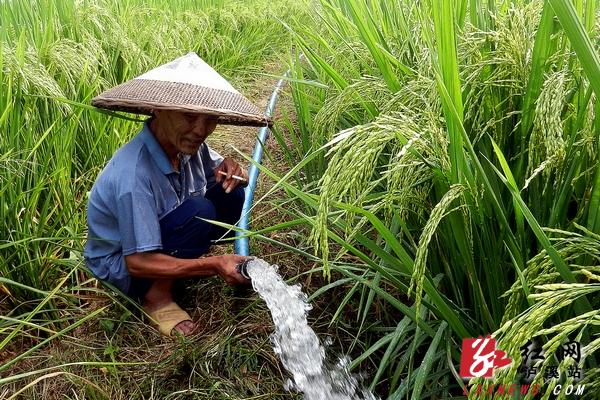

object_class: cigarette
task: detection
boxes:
[218,170,247,182]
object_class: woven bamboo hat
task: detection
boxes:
[92,52,272,127]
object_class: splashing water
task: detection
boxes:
[245,258,377,400]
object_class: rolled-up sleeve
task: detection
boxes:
[117,181,162,256]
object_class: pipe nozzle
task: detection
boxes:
[236,258,253,280]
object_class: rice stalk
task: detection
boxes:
[312,75,388,142]
[278,0,600,396]
[488,282,600,400]
[409,184,465,318]
[526,70,570,183]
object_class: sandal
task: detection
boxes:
[147,302,193,336]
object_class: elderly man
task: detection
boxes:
[84,53,271,336]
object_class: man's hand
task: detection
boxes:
[215,254,250,285]
[214,157,248,193]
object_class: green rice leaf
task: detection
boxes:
[549,0,600,97]
[410,321,447,400]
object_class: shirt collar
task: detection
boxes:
[139,120,177,175]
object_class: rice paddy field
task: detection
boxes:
[2,0,600,399]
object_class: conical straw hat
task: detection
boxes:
[92,52,272,127]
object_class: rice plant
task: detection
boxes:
[267,0,600,397]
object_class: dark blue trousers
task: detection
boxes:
[128,185,245,299]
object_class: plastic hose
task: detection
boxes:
[234,71,290,256]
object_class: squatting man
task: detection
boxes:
[84,53,270,336]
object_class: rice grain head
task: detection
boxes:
[409,184,465,318]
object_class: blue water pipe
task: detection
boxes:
[234,71,290,256]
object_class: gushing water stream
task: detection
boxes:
[244,258,377,400]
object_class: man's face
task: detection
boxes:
[155,110,218,155]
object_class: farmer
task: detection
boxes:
[84,53,272,337]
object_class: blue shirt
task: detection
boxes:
[84,121,223,292]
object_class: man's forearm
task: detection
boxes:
[125,252,222,279]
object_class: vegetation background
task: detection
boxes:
[1,0,600,399]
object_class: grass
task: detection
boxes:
[1,276,302,399]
